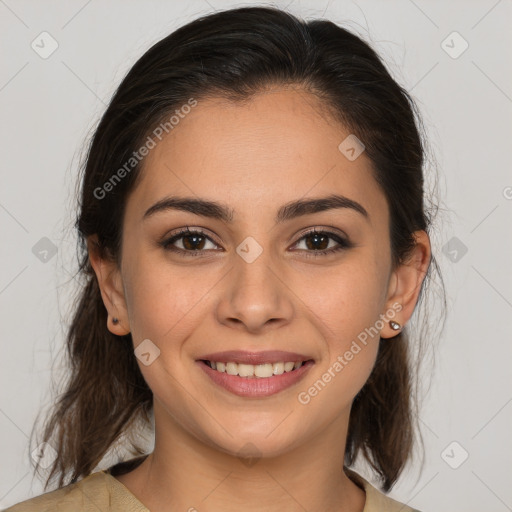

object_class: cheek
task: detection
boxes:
[122,250,210,342]
[292,268,386,424]
[295,256,388,392]
[121,258,214,408]
[295,255,389,348]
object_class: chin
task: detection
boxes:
[199,417,308,461]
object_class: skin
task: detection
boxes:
[88,86,431,512]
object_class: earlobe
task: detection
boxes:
[87,235,131,336]
[381,230,431,339]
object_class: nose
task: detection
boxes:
[215,249,295,334]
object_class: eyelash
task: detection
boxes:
[159,226,353,259]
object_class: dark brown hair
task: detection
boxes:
[33,6,444,493]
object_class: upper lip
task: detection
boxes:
[198,350,313,365]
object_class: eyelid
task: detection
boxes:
[160,225,353,256]
[290,225,349,245]
[161,225,347,244]
[161,226,221,245]
[288,228,352,256]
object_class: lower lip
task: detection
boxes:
[196,360,314,398]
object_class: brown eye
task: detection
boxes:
[161,228,220,256]
[292,229,353,257]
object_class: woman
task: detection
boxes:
[6,6,441,511]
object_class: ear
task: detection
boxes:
[381,230,431,339]
[87,235,130,336]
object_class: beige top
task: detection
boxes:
[4,464,420,512]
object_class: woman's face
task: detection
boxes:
[100,87,420,458]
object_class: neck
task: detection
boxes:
[115,403,366,512]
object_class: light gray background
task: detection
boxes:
[1,0,511,510]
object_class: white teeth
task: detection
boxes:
[226,362,238,376]
[206,360,305,378]
[254,363,273,378]
[284,362,295,372]
[238,363,254,377]
[273,362,284,375]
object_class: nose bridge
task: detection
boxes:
[235,241,275,288]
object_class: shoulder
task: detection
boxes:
[3,470,148,512]
[3,472,110,512]
[346,468,422,512]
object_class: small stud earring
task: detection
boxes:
[112,317,119,325]
[389,320,401,331]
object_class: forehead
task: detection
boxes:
[126,87,388,225]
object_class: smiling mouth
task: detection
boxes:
[199,359,313,378]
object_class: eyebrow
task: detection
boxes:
[143,194,369,224]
